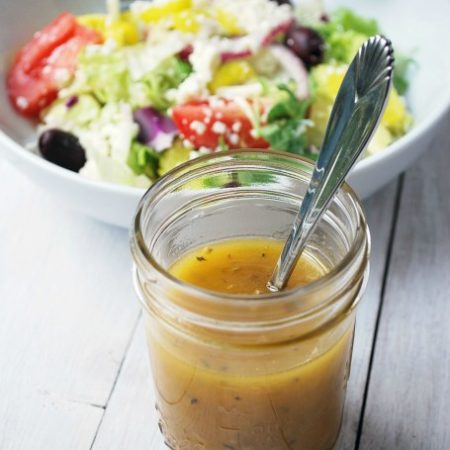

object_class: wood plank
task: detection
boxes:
[358,126,450,450]
[91,325,166,450]
[0,162,140,450]
[92,181,400,450]
[335,180,401,450]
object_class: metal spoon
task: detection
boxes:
[268,35,394,292]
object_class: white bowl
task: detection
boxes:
[1,0,449,228]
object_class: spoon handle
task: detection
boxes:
[269,35,394,291]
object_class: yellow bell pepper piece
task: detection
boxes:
[209,61,255,93]
[367,124,393,155]
[215,8,243,36]
[77,14,107,33]
[171,10,205,33]
[158,140,192,177]
[105,20,140,46]
[138,0,192,23]
[120,11,135,23]
[309,63,412,148]
[311,64,346,100]
[77,13,140,46]
[381,87,413,136]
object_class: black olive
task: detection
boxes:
[284,25,325,67]
[223,181,241,188]
[270,0,292,5]
[38,129,87,172]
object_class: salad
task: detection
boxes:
[7,0,413,188]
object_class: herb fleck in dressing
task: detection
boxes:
[170,239,322,295]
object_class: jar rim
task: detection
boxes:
[131,150,370,310]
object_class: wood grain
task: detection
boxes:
[358,128,450,449]
[91,181,400,450]
[0,162,140,450]
[91,325,166,450]
[335,180,400,450]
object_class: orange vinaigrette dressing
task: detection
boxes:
[170,239,323,295]
[146,239,354,450]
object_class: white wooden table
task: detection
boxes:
[1,124,449,450]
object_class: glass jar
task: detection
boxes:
[130,151,370,450]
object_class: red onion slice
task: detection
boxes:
[133,107,178,152]
[178,45,193,61]
[270,44,310,99]
[262,19,294,47]
[220,49,252,63]
[219,19,294,62]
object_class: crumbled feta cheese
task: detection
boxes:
[52,68,71,87]
[152,133,176,153]
[130,0,159,15]
[84,40,117,57]
[125,31,189,80]
[212,121,227,134]
[232,121,242,132]
[190,120,207,135]
[190,146,213,160]
[209,97,226,109]
[213,0,293,53]
[171,40,220,104]
[229,133,239,145]
[296,0,326,24]
[78,102,137,164]
[16,96,29,110]
[79,160,100,181]
[216,83,263,99]
[202,107,213,117]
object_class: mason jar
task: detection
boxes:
[130,151,370,450]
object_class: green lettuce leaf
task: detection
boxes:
[42,94,101,130]
[325,30,367,64]
[393,53,414,95]
[258,85,311,155]
[127,141,160,180]
[316,9,412,93]
[330,8,379,36]
[136,57,192,111]
[75,48,192,111]
[77,50,129,103]
[315,8,379,64]
[259,120,308,154]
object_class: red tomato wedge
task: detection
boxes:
[171,99,269,150]
[7,13,102,117]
